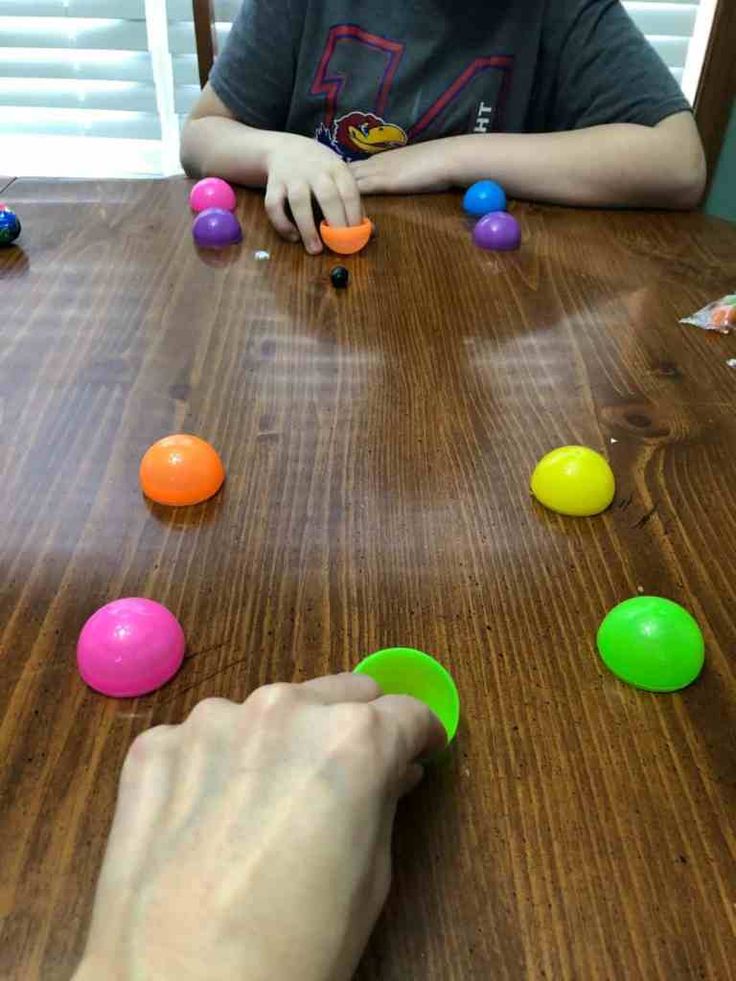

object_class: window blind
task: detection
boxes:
[0,0,159,141]
[168,0,701,120]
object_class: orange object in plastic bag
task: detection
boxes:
[681,293,736,333]
[711,305,736,328]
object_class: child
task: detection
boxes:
[181,0,706,253]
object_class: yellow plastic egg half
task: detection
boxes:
[531,445,615,517]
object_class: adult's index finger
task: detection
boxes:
[372,694,448,764]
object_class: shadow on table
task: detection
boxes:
[678,661,736,789]
[0,246,29,279]
[193,242,246,269]
[356,728,525,979]
[143,488,227,528]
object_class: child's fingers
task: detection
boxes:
[335,169,363,227]
[312,174,348,231]
[288,182,322,254]
[264,182,299,242]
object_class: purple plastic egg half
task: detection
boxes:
[473,211,521,251]
[192,208,242,248]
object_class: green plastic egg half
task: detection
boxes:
[354,648,460,742]
[597,596,704,692]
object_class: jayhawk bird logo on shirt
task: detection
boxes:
[317,111,408,161]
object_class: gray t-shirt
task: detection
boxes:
[210,0,689,162]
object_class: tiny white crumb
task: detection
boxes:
[610,437,619,444]
[727,358,736,369]
[253,250,270,261]
[637,585,644,593]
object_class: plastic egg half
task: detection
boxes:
[77,597,185,697]
[140,434,225,506]
[531,445,615,516]
[189,177,237,213]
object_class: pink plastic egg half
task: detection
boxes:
[189,177,237,213]
[77,597,185,697]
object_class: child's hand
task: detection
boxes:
[350,143,453,195]
[265,134,363,253]
[74,674,445,981]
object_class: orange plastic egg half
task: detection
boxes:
[320,216,373,255]
[139,434,225,506]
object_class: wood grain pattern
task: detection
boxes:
[1,180,735,980]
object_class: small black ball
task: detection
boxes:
[330,265,349,288]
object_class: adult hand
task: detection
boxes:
[265,135,363,253]
[75,674,445,981]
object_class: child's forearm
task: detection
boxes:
[351,113,705,210]
[181,116,293,187]
[449,116,704,208]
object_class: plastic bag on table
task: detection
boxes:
[680,293,736,333]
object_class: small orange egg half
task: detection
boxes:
[320,216,373,255]
[140,434,225,506]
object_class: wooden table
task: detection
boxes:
[1,180,735,980]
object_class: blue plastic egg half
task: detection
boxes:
[0,209,21,246]
[463,180,507,217]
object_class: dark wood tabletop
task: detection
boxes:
[1,180,735,980]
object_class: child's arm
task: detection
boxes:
[349,112,705,209]
[181,86,362,254]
